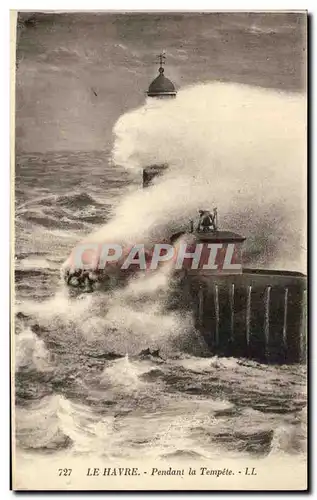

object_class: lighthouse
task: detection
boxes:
[143,54,176,187]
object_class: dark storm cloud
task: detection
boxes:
[15,12,306,152]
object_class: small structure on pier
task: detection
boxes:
[181,209,246,275]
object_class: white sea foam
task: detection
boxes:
[67,82,305,272]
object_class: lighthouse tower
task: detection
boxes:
[143,54,176,188]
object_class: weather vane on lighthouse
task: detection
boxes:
[157,52,166,73]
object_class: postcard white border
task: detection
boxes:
[2,2,314,498]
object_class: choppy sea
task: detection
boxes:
[14,151,307,475]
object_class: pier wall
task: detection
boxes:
[171,270,307,364]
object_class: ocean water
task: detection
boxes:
[14,151,307,474]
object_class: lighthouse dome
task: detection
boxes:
[147,67,177,98]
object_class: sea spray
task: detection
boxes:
[15,327,53,373]
[68,82,305,272]
[17,266,206,357]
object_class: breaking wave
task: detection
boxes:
[71,82,306,272]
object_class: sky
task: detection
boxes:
[15,12,306,153]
